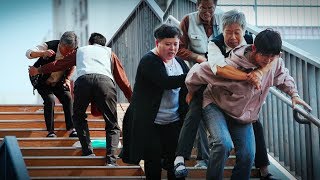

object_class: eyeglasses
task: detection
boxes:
[198,6,215,12]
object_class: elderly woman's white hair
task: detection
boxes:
[221,9,247,34]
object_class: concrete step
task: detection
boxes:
[27,166,144,177]
[32,176,145,179]
[0,119,105,129]
[0,128,105,138]
[24,155,237,167]
[21,147,110,156]
[162,167,260,178]
[24,156,134,166]
[0,112,101,120]
[0,103,129,112]
[0,137,113,147]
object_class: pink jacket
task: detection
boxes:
[186,45,298,123]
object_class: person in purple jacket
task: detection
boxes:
[185,29,311,180]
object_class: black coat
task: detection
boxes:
[120,51,189,164]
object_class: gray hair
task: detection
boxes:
[60,31,78,48]
[221,9,246,31]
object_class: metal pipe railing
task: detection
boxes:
[0,136,30,180]
[269,87,320,127]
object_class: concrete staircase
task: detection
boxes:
[0,104,259,179]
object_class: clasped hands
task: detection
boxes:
[246,69,263,90]
[28,66,40,76]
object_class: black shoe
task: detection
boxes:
[69,130,78,137]
[46,132,57,138]
[260,173,278,180]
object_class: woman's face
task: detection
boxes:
[156,37,179,61]
[223,23,244,48]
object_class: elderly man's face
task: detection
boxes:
[198,0,215,22]
[59,44,75,56]
[223,23,244,48]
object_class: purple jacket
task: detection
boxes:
[186,45,298,123]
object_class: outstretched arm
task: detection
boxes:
[29,51,77,76]
[292,95,312,111]
[273,58,312,111]
[111,52,133,102]
[26,42,55,59]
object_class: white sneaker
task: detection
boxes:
[118,141,122,148]
[194,160,207,168]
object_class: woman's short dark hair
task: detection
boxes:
[89,32,106,46]
[254,29,282,55]
[153,24,182,40]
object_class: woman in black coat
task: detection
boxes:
[121,24,189,180]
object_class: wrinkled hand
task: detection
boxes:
[186,92,194,105]
[64,79,71,89]
[246,70,262,90]
[196,55,206,63]
[292,96,312,112]
[28,66,40,76]
[43,49,55,57]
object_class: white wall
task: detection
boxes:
[87,0,140,41]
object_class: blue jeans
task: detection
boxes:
[203,103,255,180]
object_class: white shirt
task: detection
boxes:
[207,36,248,75]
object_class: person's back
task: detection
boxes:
[76,44,113,80]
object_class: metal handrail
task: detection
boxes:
[269,87,320,128]
[0,136,30,180]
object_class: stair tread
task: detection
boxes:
[31,176,145,179]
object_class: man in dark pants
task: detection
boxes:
[176,0,222,168]
[29,32,132,166]
[26,31,78,138]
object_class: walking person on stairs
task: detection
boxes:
[29,32,132,166]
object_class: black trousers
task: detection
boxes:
[37,83,73,132]
[253,120,270,168]
[73,74,120,164]
[175,88,270,168]
[176,87,208,160]
[144,121,185,180]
